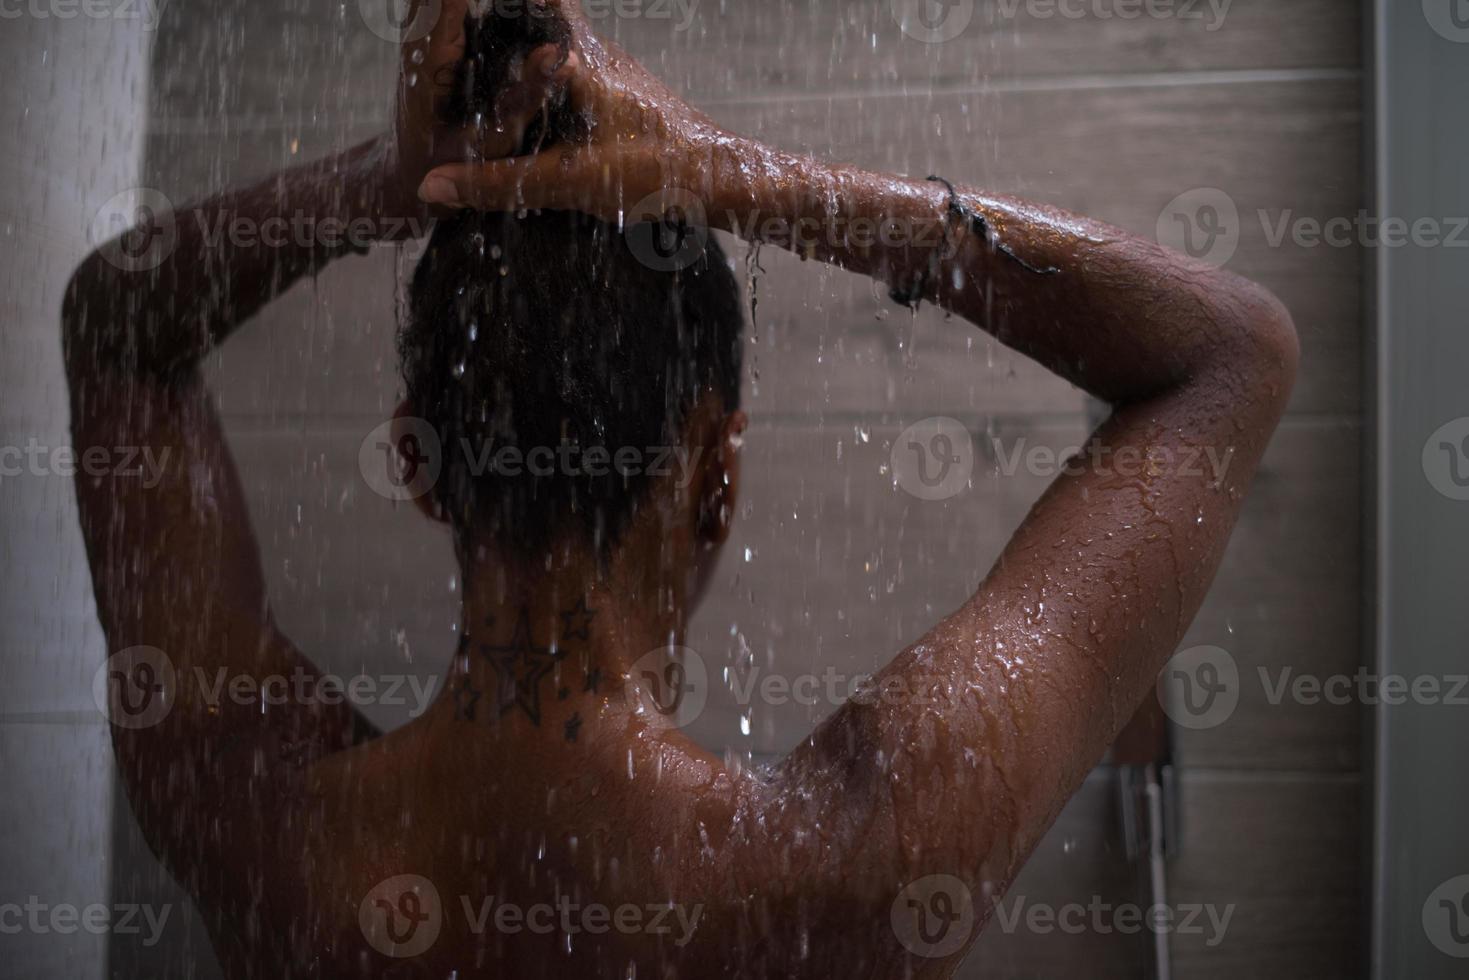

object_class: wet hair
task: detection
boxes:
[399,211,744,558]
[397,3,743,559]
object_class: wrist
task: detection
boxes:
[348,134,432,242]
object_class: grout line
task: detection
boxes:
[145,68,1362,135]
[697,67,1365,107]
[216,411,1363,436]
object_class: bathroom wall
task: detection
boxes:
[109,1,1364,976]
[0,13,150,980]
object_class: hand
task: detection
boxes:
[388,0,579,222]
[415,6,734,225]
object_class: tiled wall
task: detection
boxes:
[114,2,1365,976]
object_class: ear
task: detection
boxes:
[392,399,451,525]
[695,409,746,547]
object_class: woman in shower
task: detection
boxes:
[63,1,1296,976]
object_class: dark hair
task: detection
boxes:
[397,4,743,558]
[398,210,744,558]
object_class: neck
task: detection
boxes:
[437,543,688,743]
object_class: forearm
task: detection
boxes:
[706,137,1291,405]
[63,135,408,380]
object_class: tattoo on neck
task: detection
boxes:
[456,599,600,734]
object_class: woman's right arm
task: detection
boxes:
[422,22,1298,972]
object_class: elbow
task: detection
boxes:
[60,260,93,378]
[1238,281,1300,413]
[61,254,104,358]
[61,252,128,383]
[1200,275,1300,418]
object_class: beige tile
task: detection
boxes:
[1167,771,1363,979]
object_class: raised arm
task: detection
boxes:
[420,21,1297,974]
[62,0,577,904]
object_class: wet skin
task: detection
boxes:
[63,1,1297,976]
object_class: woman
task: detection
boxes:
[64,0,1297,975]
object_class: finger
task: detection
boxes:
[418,154,582,213]
[493,46,580,129]
[422,0,468,74]
[400,0,467,110]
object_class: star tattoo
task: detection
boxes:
[479,610,557,726]
[559,597,597,645]
[451,676,483,722]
